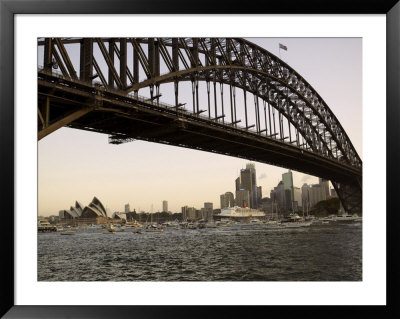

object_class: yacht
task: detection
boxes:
[60,229,76,235]
[249,218,263,224]
[336,213,361,222]
[125,220,142,229]
[280,213,311,228]
[38,220,57,233]
[144,224,164,232]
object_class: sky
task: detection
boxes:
[38,37,362,216]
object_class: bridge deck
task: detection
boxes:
[38,71,361,185]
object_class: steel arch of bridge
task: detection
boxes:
[37,37,362,215]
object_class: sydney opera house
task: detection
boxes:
[59,197,109,225]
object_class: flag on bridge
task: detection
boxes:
[279,43,287,51]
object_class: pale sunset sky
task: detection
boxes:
[38,38,362,216]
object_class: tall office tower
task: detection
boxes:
[256,186,262,204]
[204,202,213,221]
[187,207,196,220]
[319,178,330,200]
[270,181,285,212]
[246,163,257,208]
[124,204,130,214]
[235,177,241,191]
[220,194,225,209]
[301,183,310,212]
[224,192,235,208]
[240,168,254,207]
[282,170,294,210]
[293,187,302,211]
[162,200,168,212]
[309,184,325,208]
[236,189,250,207]
[181,205,188,220]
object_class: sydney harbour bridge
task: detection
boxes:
[37,38,362,215]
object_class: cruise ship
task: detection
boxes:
[219,206,265,219]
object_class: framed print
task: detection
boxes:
[1,0,399,318]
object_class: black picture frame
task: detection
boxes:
[1,0,399,318]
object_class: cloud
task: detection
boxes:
[300,175,312,183]
[259,173,267,180]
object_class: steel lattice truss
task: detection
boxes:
[37,38,362,215]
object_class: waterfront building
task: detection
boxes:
[162,200,168,212]
[270,181,285,212]
[256,186,262,206]
[187,207,196,220]
[258,197,273,215]
[309,184,325,208]
[246,163,258,208]
[319,178,330,199]
[203,202,213,221]
[181,205,196,220]
[220,192,235,208]
[220,194,225,209]
[235,189,250,208]
[293,187,302,211]
[301,183,310,212]
[240,169,255,208]
[235,177,241,191]
[282,170,294,210]
[59,197,108,225]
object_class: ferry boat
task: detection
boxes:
[280,213,312,228]
[38,220,57,233]
[219,206,265,220]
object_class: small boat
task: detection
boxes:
[264,220,280,228]
[144,224,164,232]
[60,230,76,235]
[249,218,263,225]
[280,213,311,228]
[125,220,142,229]
[103,224,116,233]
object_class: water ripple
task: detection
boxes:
[38,223,362,281]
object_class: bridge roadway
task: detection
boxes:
[38,70,361,186]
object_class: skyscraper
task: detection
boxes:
[162,200,168,212]
[282,170,294,210]
[220,194,225,209]
[203,202,213,221]
[220,192,235,208]
[301,183,310,212]
[319,178,330,199]
[235,189,250,208]
[240,169,254,208]
[124,203,130,214]
[256,186,262,203]
[246,163,257,208]
[235,177,241,191]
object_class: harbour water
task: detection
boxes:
[38,221,362,281]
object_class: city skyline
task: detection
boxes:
[38,37,362,216]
